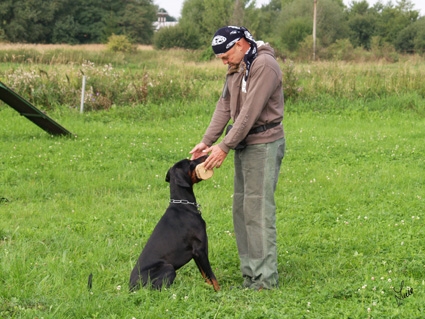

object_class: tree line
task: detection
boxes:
[0,0,157,44]
[173,0,425,56]
[1,0,424,56]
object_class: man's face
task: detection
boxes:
[216,41,244,67]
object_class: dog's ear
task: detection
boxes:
[174,159,192,188]
[165,168,171,183]
[165,159,192,188]
[174,168,192,188]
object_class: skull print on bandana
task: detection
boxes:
[211,26,258,81]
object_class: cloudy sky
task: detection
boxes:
[155,0,425,20]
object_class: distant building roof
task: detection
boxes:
[153,9,178,31]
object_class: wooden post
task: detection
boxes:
[313,0,317,61]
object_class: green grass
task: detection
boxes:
[1,98,424,317]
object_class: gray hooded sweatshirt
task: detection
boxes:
[201,42,284,153]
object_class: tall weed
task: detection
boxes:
[0,45,424,114]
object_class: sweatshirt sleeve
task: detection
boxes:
[201,91,231,148]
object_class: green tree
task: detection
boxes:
[0,0,13,41]
[394,16,425,54]
[52,15,79,44]
[102,10,121,43]
[346,0,376,49]
[0,0,157,44]
[375,0,419,46]
[74,0,107,43]
[118,0,156,44]
[180,0,248,47]
[317,0,348,47]
[247,0,281,42]
[413,18,425,54]
[278,0,347,52]
[232,0,245,26]
[282,17,312,51]
[1,0,61,43]
[277,0,313,51]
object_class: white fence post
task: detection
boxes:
[80,75,86,114]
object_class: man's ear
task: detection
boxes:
[237,39,247,51]
[234,40,241,52]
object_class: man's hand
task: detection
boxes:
[190,142,209,160]
[203,145,227,170]
[190,143,228,169]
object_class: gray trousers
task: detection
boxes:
[233,138,285,289]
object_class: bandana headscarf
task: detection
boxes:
[211,26,258,80]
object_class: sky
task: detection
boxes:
[154,0,425,20]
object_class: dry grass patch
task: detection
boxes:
[0,43,155,52]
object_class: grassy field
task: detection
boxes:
[0,45,425,318]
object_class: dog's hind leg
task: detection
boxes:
[150,264,176,290]
[129,262,147,292]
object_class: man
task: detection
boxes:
[190,26,285,290]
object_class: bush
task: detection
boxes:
[0,28,7,42]
[282,59,302,100]
[106,34,136,53]
[153,25,201,50]
[321,39,355,61]
[296,35,319,61]
[281,17,312,52]
[370,36,399,62]
[199,46,215,62]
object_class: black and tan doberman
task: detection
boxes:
[129,156,220,292]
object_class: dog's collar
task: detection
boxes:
[169,199,201,214]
